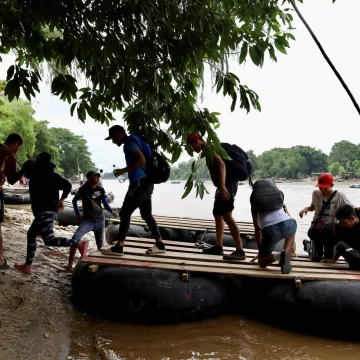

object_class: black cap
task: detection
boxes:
[105,125,126,140]
[86,170,100,179]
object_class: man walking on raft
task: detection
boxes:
[186,133,247,261]
[104,125,165,256]
[14,152,88,274]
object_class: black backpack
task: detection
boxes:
[250,179,284,212]
[220,143,252,181]
[146,149,170,184]
[130,135,170,184]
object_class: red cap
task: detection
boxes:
[315,173,334,188]
[186,133,201,143]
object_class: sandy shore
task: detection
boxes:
[0,206,99,360]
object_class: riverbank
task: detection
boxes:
[0,206,98,359]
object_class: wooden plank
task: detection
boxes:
[89,250,358,275]
[81,256,360,282]
[123,237,347,265]
[129,219,254,234]
[131,216,255,230]
[99,244,349,270]
[143,214,254,226]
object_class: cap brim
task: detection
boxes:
[315,183,331,188]
[104,136,111,140]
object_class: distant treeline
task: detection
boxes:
[170,141,360,180]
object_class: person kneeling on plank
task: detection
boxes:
[64,170,118,270]
[250,179,297,274]
[321,205,360,270]
[14,152,88,275]
[104,125,165,255]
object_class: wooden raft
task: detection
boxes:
[129,215,255,235]
[80,236,360,283]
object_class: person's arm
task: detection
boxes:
[72,189,83,217]
[55,174,71,210]
[251,210,261,248]
[102,195,118,217]
[114,143,146,177]
[212,152,229,201]
[299,191,316,218]
[5,155,23,185]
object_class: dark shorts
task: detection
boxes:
[259,218,297,258]
[0,190,4,223]
[213,180,238,216]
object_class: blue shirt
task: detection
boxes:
[123,135,147,182]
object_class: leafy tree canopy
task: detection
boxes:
[0,0,296,160]
[0,86,95,175]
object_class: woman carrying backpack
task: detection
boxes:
[250,179,297,274]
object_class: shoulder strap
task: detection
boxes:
[319,190,337,217]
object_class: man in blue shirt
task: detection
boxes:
[104,125,165,255]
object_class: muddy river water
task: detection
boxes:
[67,180,360,359]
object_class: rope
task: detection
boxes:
[289,0,360,116]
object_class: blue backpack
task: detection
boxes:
[129,135,170,184]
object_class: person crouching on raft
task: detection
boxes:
[14,152,88,274]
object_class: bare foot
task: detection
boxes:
[62,264,73,272]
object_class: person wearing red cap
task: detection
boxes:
[187,133,246,261]
[299,173,353,261]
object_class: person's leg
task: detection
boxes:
[277,219,297,274]
[65,221,94,270]
[336,241,360,270]
[93,219,105,249]
[139,189,166,254]
[0,190,8,268]
[222,211,246,261]
[108,181,146,255]
[203,191,225,255]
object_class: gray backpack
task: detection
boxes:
[250,179,284,212]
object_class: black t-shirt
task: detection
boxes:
[335,221,360,250]
[74,183,105,221]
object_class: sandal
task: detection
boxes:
[14,263,32,274]
[0,259,10,270]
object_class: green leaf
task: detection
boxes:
[70,102,77,116]
[216,75,223,93]
[182,181,193,199]
[6,65,14,81]
[239,42,248,64]
[172,146,182,163]
[274,39,287,54]
[230,92,237,112]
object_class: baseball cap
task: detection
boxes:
[186,133,201,143]
[315,173,334,188]
[105,125,126,140]
[86,170,100,179]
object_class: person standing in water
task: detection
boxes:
[104,125,165,255]
[14,152,88,274]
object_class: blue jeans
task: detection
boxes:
[72,219,105,249]
[259,219,297,257]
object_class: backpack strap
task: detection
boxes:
[318,190,337,218]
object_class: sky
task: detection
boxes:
[0,0,360,172]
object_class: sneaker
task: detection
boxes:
[203,245,223,255]
[303,239,310,253]
[103,244,124,256]
[146,244,166,255]
[280,250,292,274]
[223,250,246,261]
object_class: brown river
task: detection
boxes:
[68,180,360,359]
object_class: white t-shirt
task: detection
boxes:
[311,190,352,223]
[257,208,290,230]
[79,173,84,181]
